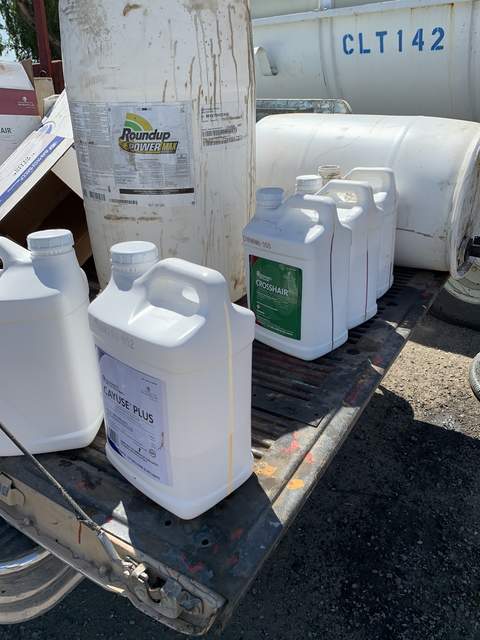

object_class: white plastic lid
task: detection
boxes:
[318,165,342,180]
[27,229,74,253]
[110,241,158,266]
[295,175,323,194]
[256,187,284,208]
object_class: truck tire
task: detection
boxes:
[430,263,480,331]
[0,517,83,624]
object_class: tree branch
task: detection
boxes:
[15,0,61,54]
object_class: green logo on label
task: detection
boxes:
[250,255,302,340]
[118,112,179,155]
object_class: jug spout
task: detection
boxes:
[110,241,159,291]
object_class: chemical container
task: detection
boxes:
[0,230,103,456]
[59,0,255,299]
[319,180,379,328]
[256,114,480,278]
[253,0,480,121]
[0,60,40,165]
[88,243,255,519]
[343,168,397,298]
[243,178,351,360]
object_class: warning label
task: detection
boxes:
[201,102,247,147]
[98,348,172,485]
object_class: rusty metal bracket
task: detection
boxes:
[123,558,203,621]
[0,474,25,507]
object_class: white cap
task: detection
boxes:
[256,187,284,209]
[318,165,342,181]
[110,241,158,267]
[295,175,322,194]
[27,229,74,254]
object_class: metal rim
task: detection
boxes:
[445,262,480,305]
[0,547,50,576]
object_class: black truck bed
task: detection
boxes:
[0,267,445,635]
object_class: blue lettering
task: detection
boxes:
[343,33,354,55]
[412,28,425,51]
[375,30,388,54]
[431,27,445,51]
[397,29,404,52]
[358,32,371,54]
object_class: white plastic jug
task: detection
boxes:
[344,168,398,298]
[319,180,380,329]
[243,177,352,360]
[88,243,255,520]
[0,230,103,456]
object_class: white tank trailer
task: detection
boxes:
[253,0,480,121]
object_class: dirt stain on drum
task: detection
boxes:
[123,3,142,16]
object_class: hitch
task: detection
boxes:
[124,559,203,620]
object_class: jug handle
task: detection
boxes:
[344,168,396,196]
[0,237,30,270]
[140,258,229,315]
[320,179,376,208]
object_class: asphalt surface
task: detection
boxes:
[2,313,480,640]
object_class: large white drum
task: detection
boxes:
[256,113,480,277]
[59,0,255,298]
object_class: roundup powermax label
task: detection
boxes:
[118,112,180,154]
[250,256,302,340]
[70,101,195,207]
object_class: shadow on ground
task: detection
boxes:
[410,314,480,358]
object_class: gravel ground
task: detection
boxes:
[2,313,480,640]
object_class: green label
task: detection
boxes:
[250,255,302,340]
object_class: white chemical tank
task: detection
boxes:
[253,0,480,120]
[256,114,480,278]
[89,245,255,519]
[59,0,255,299]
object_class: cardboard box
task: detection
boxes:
[0,59,41,165]
[0,91,90,265]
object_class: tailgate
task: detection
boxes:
[0,267,445,635]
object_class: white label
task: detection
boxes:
[98,349,172,485]
[0,122,68,210]
[70,101,195,207]
[201,102,247,148]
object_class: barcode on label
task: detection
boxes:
[110,198,138,205]
[203,125,237,138]
[89,191,106,202]
[109,429,118,445]
[203,135,243,147]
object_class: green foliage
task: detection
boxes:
[0,0,61,60]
